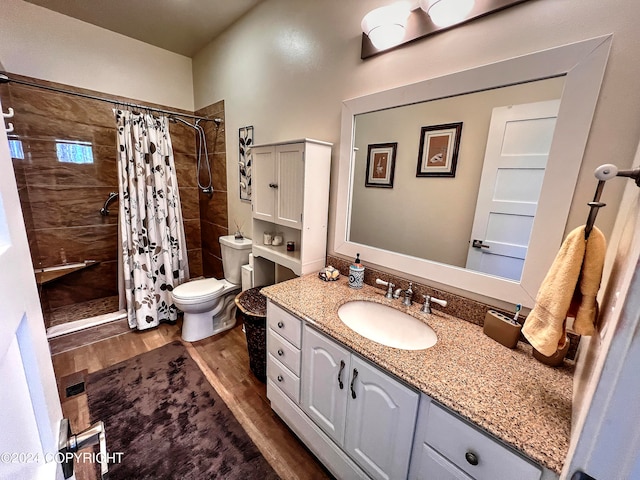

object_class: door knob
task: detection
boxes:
[472,239,490,249]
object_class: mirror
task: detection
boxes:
[334,36,612,307]
[350,77,565,281]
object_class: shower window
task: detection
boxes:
[56,140,94,164]
[8,139,24,160]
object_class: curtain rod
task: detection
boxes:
[0,73,222,124]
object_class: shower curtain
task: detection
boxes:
[114,109,189,330]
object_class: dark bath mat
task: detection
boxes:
[86,341,279,479]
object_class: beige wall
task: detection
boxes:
[192,0,639,295]
[349,78,565,267]
[0,0,194,111]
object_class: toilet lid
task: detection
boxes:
[172,278,225,300]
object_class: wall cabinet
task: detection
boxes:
[251,139,331,277]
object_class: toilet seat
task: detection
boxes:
[172,278,226,304]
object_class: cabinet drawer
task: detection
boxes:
[268,302,302,348]
[267,353,300,404]
[414,444,473,480]
[268,328,301,376]
[425,404,541,480]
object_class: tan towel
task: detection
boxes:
[522,225,606,356]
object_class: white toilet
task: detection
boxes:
[172,235,252,342]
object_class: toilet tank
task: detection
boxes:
[219,235,252,285]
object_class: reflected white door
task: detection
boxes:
[466,100,560,281]
[0,99,64,479]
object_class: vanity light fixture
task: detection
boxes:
[420,0,475,27]
[361,0,532,59]
[360,2,412,50]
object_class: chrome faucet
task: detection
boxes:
[402,282,414,306]
[421,294,448,314]
[375,278,395,299]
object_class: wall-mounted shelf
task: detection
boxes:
[253,244,301,275]
[35,260,100,285]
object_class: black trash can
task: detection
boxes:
[235,287,267,382]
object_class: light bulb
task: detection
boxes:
[420,0,475,28]
[361,2,411,50]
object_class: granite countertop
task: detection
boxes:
[261,274,574,475]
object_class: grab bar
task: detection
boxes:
[100,192,119,216]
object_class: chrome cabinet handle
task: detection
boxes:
[277,348,284,357]
[277,321,284,328]
[350,368,358,399]
[277,375,283,382]
[465,451,479,466]
[337,360,345,389]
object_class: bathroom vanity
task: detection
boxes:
[262,275,571,480]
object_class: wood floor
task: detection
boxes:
[51,321,332,480]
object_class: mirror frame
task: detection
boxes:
[334,35,612,307]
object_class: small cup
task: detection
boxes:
[286,241,295,252]
[263,232,273,245]
[348,265,365,289]
[533,337,570,367]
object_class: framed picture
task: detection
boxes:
[416,122,463,177]
[365,142,397,188]
[238,126,253,201]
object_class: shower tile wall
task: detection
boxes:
[0,74,225,327]
[196,101,228,279]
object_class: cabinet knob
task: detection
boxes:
[277,349,284,357]
[277,321,284,328]
[465,451,479,466]
[269,183,279,189]
[277,375,283,382]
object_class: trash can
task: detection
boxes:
[235,287,267,382]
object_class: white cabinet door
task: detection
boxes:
[252,143,304,229]
[301,326,350,446]
[252,145,276,222]
[275,143,304,229]
[344,355,419,480]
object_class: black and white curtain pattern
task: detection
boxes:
[114,109,189,330]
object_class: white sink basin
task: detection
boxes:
[337,301,437,350]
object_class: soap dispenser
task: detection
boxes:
[348,253,365,289]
